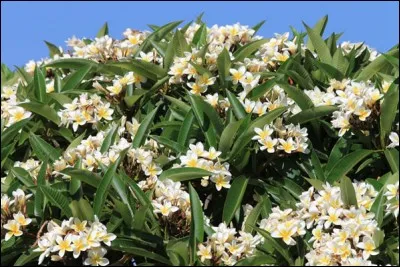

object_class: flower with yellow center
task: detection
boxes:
[253,125,274,141]
[278,138,296,153]
[2,86,16,98]
[96,104,113,120]
[271,224,297,245]
[106,81,123,96]
[3,220,23,241]
[72,235,88,259]
[53,234,73,257]
[83,247,109,266]
[259,137,278,153]
[354,107,371,121]
[356,237,379,259]
[230,66,246,85]
[211,174,231,191]
[13,212,32,226]
[188,82,206,95]
[152,201,179,216]
[197,244,212,262]
[7,107,32,126]
[71,218,87,233]
[323,207,342,228]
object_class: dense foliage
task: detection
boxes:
[1,15,399,266]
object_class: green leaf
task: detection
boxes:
[177,110,194,147]
[96,22,109,37]
[93,155,123,216]
[1,118,30,146]
[233,39,268,62]
[312,60,344,80]
[40,186,73,217]
[132,106,159,148]
[310,150,325,181]
[44,41,62,58]
[370,189,386,226]
[192,23,207,47]
[66,130,87,151]
[236,254,275,266]
[326,150,374,183]
[384,149,399,173]
[305,178,325,191]
[62,65,92,91]
[112,239,172,265]
[217,48,231,87]
[188,94,224,148]
[306,15,328,52]
[279,83,314,110]
[13,248,41,266]
[159,167,213,182]
[19,101,60,125]
[140,20,183,52]
[252,20,266,34]
[33,66,46,102]
[226,89,246,119]
[11,167,35,188]
[218,119,243,158]
[60,169,102,188]
[332,47,348,74]
[29,134,61,162]
[69,198,95,221]
[150,135,185,153]
[34,159,47,217]
[356,49,399,81]
[222,176,248,224]
[100,123,119,153]
[244,200,263,233]
[380,81,399,147]
[189,183,204,264]
[303,21,332,64]
[45,58,98,69]
[287,105,338,124]
[340,176,358,208]
[325,137,348,175]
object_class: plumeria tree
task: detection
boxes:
[1,15,399,266]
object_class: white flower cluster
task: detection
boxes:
[1,189,33,241]
[197,222,262,266]
[13,158,42,180]
[54,116,139,173]
[306,79,384,136]
[253,118,309,154]
[177,142,231,191]
[240,85,299,117]
[341,41,380,62]
[1,84,32,127]
[384,181,399,218]
[152,179,190,219]
[259,182,384,266]
[104,71,147,96]
[34,216,116,266]
[57,93,114,132]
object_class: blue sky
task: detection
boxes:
[1,1,399,68]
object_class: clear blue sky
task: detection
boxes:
[1,1,399,68]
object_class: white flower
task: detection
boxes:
[197,244,212,262]
[83,247,109,266]
[152,201,179,216]
[13,212,32,226]
[387,132,399,148]
[52,234,73,257]
[3,220,23,241]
